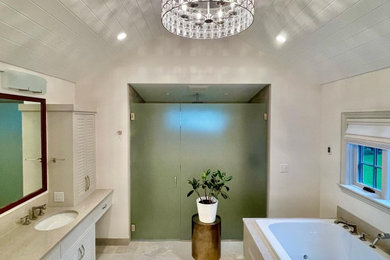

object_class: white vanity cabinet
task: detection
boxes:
[47,105,97,207]
[61,225,95,260]
[43,192,112,260]
[73,113,96,204]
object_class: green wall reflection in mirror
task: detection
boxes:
[0,94,47,214]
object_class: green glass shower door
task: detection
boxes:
[131,103,267,240]
[179,104,267,240]
[130,104,181,239]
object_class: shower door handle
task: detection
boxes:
[173,176,177,187]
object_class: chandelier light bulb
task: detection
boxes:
[161,0,255,39]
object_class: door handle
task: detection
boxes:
[81,245,85,258]
[87,176,90,190]
[84,176,88,192]
[78,247,83,260]
[174,176,177,187]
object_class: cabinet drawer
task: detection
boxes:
[61,224,95,260]
[93,193,112,223]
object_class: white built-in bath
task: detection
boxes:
[243,218,389,260]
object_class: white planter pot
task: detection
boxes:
[196,197,218,223]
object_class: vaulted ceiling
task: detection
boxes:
[0,0,390,84]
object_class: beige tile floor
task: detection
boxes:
[96,241,243,260]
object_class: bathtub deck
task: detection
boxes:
[243,219,277,260]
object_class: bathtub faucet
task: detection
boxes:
[370,233,390,248]
[334,219,358,234]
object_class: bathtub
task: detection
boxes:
[253,218,389,260]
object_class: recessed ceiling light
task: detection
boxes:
[117,32,127,41]
[276,33,287,44]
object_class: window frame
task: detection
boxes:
[340,111,390,213]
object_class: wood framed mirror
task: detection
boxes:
[0,93,47,214]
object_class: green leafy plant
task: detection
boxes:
[187,169,233,204]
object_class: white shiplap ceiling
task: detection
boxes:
[0,0,390,84]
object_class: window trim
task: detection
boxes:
[340,111,390,213]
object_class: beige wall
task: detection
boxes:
[76,36,321,239]
[320,68,390,231]
[0,61,75,231]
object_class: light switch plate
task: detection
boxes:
[54,192,64,202]
[280,164,289,173]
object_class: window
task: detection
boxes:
[344,144,387,198]
[340,111,390,211]
[358,146,382,190]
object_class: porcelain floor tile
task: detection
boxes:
[96,241,243,260]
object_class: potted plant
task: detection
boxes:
[187,169,232,223]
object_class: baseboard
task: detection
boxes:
[96,238,130,246]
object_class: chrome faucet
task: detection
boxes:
[334,219,358,234]
[370,233,390,248]
[31,204,46,219]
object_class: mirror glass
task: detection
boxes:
[0,94,46,213]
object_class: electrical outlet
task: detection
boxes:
[54,192,64,202]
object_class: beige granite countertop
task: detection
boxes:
[0,189,113,260]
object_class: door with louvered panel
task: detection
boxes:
[73,113,96,205]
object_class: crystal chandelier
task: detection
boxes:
[161,0,255,40]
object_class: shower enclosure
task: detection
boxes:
[130,103,267,240]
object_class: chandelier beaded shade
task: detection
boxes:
[161,0,255,39]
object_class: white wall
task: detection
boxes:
[76,36,321,239]
[320,68,390,231]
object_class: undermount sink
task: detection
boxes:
[35,210,78,231]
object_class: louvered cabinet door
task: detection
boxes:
[73,113,96,204]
